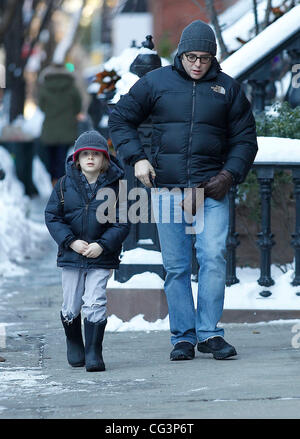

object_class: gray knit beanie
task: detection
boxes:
[73,130,110,161]
[177,20,217,57]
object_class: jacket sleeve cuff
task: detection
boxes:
[63,235,77,249]
[95,239,108,252]
[222,160,244,184]
[129,154,148,166]
[221,169,236,185]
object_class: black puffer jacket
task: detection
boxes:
[45,154,130,269]
[108,55,258,187]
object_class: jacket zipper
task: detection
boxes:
[187,81,196,187]
[81,183,100,267]
[79,202,89,268]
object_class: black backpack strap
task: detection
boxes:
[59,175,66,206]
[55,175,66,210]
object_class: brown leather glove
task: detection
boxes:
[203,170,233,201]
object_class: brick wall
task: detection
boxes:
[149,0,239,54]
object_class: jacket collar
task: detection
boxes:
[173,53,221,82]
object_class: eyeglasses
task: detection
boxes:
[184,53,213,64]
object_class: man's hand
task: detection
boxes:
[204,170,233,201]
[70,240,89,254]
[82,242,103,258]
[134,159,156,188]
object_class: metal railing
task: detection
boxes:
[226,163,300,294]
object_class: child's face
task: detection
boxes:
[77,150,104,175]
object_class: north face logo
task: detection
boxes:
[211,85,226,95]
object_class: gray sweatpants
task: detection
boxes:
[61,268,111,323]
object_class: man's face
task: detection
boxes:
[181,51,213,80]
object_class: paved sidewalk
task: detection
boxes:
[1,271,300,419]
[0,197,300,420]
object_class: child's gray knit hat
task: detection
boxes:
[73,130,110,161]
[177,20,217,57]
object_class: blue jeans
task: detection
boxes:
[151,188,229,345]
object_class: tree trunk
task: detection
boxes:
[4,0,59,122]
[252,0,259,35]
[204,0,229,60]
[4,0,25,122]
[263,0,272,29]
[0,0,19,44]
[52,0,86,64]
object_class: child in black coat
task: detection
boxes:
[45,131,130,372]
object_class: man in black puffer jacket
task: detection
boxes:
[109,20,258,361]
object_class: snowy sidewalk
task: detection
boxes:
[1,273,300,419]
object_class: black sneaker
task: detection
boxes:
[197,336,237,360]
[170,342,195,361]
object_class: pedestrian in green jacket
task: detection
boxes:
[38,63,82,186]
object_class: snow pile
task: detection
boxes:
[223,265,299,310]
[120,247,163,265]
[108,271,164,290]
[0,147,49,278]
[87,46,170,104]
[255,137,300,163]
[105,46,169,103]
[106,314,300,332]
[104,46,140,78]
[107,314,169,332]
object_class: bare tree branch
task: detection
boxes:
[190,0,206,14]
[52,0,86,64]
[204,0,229,60]
[22,0,60,69]
[263,0,272,29]
[252,0,259,35]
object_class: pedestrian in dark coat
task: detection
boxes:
[38,63,82,186]
[109,20,258,361]
[45,130,130,372]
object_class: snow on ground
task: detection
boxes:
[0,366,88,400]
[256,137,300,163]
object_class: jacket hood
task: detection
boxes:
[65,152,125,186]
[39,65,75,87]
[173,53,221,82]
